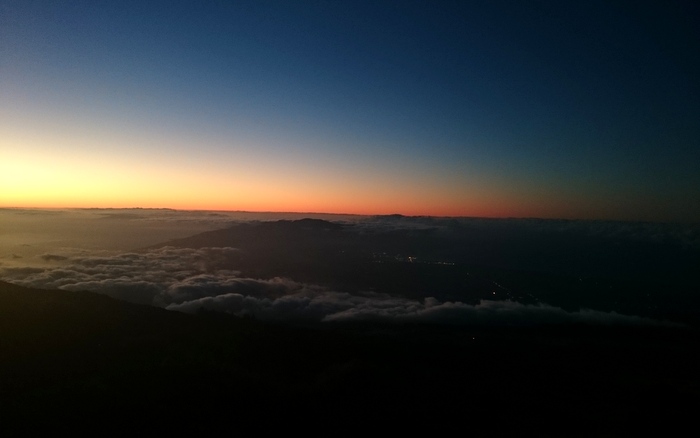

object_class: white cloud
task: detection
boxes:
[0,244,680,327]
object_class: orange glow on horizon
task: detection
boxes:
[2,117,678,222]
[0,191,587,220]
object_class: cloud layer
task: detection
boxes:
[167,290,673,327]
[0,246,676,327]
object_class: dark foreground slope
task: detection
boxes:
[2,281,699,436]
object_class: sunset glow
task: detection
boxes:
[1,1,698,221]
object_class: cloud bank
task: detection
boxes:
[167,290,673,327]
[0,246,676,327]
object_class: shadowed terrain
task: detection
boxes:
[153,218,700,324]
[2,280,698,435]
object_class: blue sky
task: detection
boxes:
[1,0,698,220]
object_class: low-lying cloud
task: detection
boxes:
[0,246,678,327]
[40,254,69,262]
[167,290,673,327]
[1,247,240,305]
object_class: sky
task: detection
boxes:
[1,0,699,221]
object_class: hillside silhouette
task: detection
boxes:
[2,280,698,435]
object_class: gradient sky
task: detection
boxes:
[1,0,699,221]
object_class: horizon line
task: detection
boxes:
[1,205,697,225]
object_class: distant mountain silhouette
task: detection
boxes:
[147,219,700,324]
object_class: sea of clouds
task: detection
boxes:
[0,245,677,327]
[2,208,696,326]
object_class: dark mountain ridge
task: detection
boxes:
[147,218,700,325]
[2,280,698,435]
